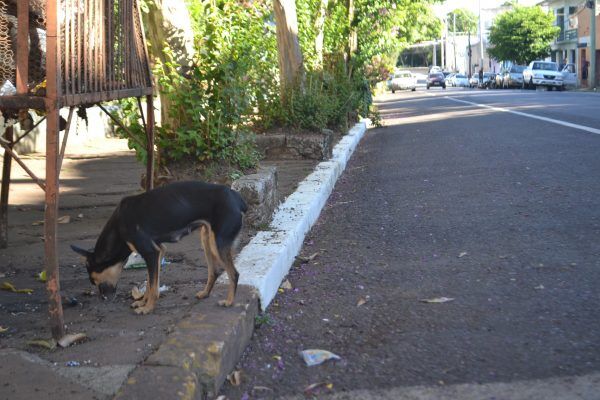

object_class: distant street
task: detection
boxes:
[221,87,600,399]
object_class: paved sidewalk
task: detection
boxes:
[0,131,350,399]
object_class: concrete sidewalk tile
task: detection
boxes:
[114,365,199,400]
[144,285,258,397]
[0,349,104,400]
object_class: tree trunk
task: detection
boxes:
[315,0,328,68]
[346,0,357,77]
[273,0,304,98]
[142,0,195,130]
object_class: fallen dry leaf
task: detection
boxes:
[0,326,8,333]
[36,270,47,283]
[420,297,455,303]
[27,339,57,350]
[58,333,87,348]
[357,297,367,306]
[227,370,242,386]
[32,215,70,225]
[1,281,33,294]
[296,252,319,263]
[281,279,292,290]
[304,382,334,395]
[131,286,144,300]
[57,215,71,224]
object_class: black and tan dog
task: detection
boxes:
[71,181,247,314]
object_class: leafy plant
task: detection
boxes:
[488,6,560,65]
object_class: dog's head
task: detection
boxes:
[70,245,124,299]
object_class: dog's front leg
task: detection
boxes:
[134,244,165,315]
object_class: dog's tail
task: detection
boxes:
[231,189,248,214]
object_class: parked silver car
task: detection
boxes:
[503,64,526,88]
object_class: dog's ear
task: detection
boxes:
[70,244,93,258]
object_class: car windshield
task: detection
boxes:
[456,74,466,78]
[483,72,492,77]
[511,65,526,73]
[532,62,558,71]
[430,73,443,78]
[395,72,411,78]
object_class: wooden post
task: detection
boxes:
[45,0,65,340]
[145,95,154,191]
[273,0,304,98]
[16,0,29,94]
[0,127,14,249]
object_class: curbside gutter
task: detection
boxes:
[225,120,369,309]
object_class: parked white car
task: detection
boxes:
[469,74,479,88]
[387,70,417,93]
[522,61,563,90]
[453,74,470,87]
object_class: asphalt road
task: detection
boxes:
[221,87,600,399]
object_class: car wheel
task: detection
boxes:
[411,87,416,92]
[529,78,534,90]
[391,89,395,93]
[442,85,446,89]
[427,85,430,90]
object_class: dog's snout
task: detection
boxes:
[98,282,117,299]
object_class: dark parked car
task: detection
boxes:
[426,72,446,89]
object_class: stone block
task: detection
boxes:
[285,129,333,160]
[114,366,200,400]
[146,285,259,398]
[254,133,286,157]
[232,165,278,227]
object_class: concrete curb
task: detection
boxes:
[115,286,258,399]
[226,121,369,309]
[116,120,368,399]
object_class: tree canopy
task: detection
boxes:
[487,6,559,65]
[447,8,477,34]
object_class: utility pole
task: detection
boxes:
[468,30,472,77]
[453,12,457,72]
[433,41,437,67]
[591,0,597,89]
[441,19,445,70]
[479,0,484,71]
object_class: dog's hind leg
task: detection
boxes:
[217,248,239,307]
[134,243,165,315]
[195,225,221,300]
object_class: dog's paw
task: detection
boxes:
[218,299,233,307]
[134,304,155,315]
[195,290,209,300]
[131,299,147,309]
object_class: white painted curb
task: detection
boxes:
[224,121,369,310]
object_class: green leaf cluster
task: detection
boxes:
[447,8,478,34]
[487,6,560,65]
[116,0,441,171]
